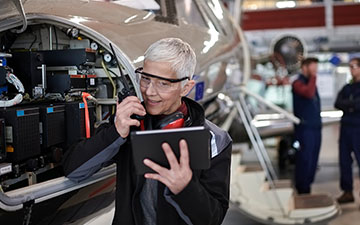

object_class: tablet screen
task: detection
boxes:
[130,126,211,175]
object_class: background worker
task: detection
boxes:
[292,57,322,194]
[335,57,360,204]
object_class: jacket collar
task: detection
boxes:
[182,97,205,127]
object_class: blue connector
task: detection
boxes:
[0,57,6,67]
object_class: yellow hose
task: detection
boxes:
[101,60,116,114]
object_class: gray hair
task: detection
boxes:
[144,38,196,80]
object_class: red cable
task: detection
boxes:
[82,92,91,138]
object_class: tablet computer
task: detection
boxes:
[130,126,211,175]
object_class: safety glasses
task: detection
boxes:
[349,64,359,69]
[135,67,189,93]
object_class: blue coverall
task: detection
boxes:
[334,81,360,192]
[292,74,322,194]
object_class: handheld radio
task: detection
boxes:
[109,43,144,120]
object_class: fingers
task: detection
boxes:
[179,139,190,168]
[162,143,180,170]
[143,160,172,190]
[117,96,144,110]
[123,118,141,127]
[117,97,146,118]
[144,173,167,184]
[143,141,192,195]
[115,96,146,137]
[118,95,141,104]
[143,159,168,175]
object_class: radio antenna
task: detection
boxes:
[109,43,131,92]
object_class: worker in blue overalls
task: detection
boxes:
[292,57,322,194]
[335,57,360,204]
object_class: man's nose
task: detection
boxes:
[145,80,157,95]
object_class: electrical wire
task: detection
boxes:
[29,32,37,50]
[0,72,25,107]
[101,60,116,114]
[81,93,98,138]
[107,68,120,78]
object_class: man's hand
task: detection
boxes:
[115,96,146,138]
[143,139,193,195]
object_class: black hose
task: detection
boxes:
[53,25,58,50]
[108,68,120,78]
[29,32,37,50]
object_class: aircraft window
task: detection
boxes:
[175,0,208,28]
[201,61,228,95]
[207,62,223,82]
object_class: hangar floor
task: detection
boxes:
[223,123,360,225]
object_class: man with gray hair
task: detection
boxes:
[63,38,232,225]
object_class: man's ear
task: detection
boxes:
[181,80,195,96]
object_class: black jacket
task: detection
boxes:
[62,97,232,225]
[335,81,360,126]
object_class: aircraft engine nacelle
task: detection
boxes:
[270,35,307,75]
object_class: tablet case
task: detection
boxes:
[130,126,210,174]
